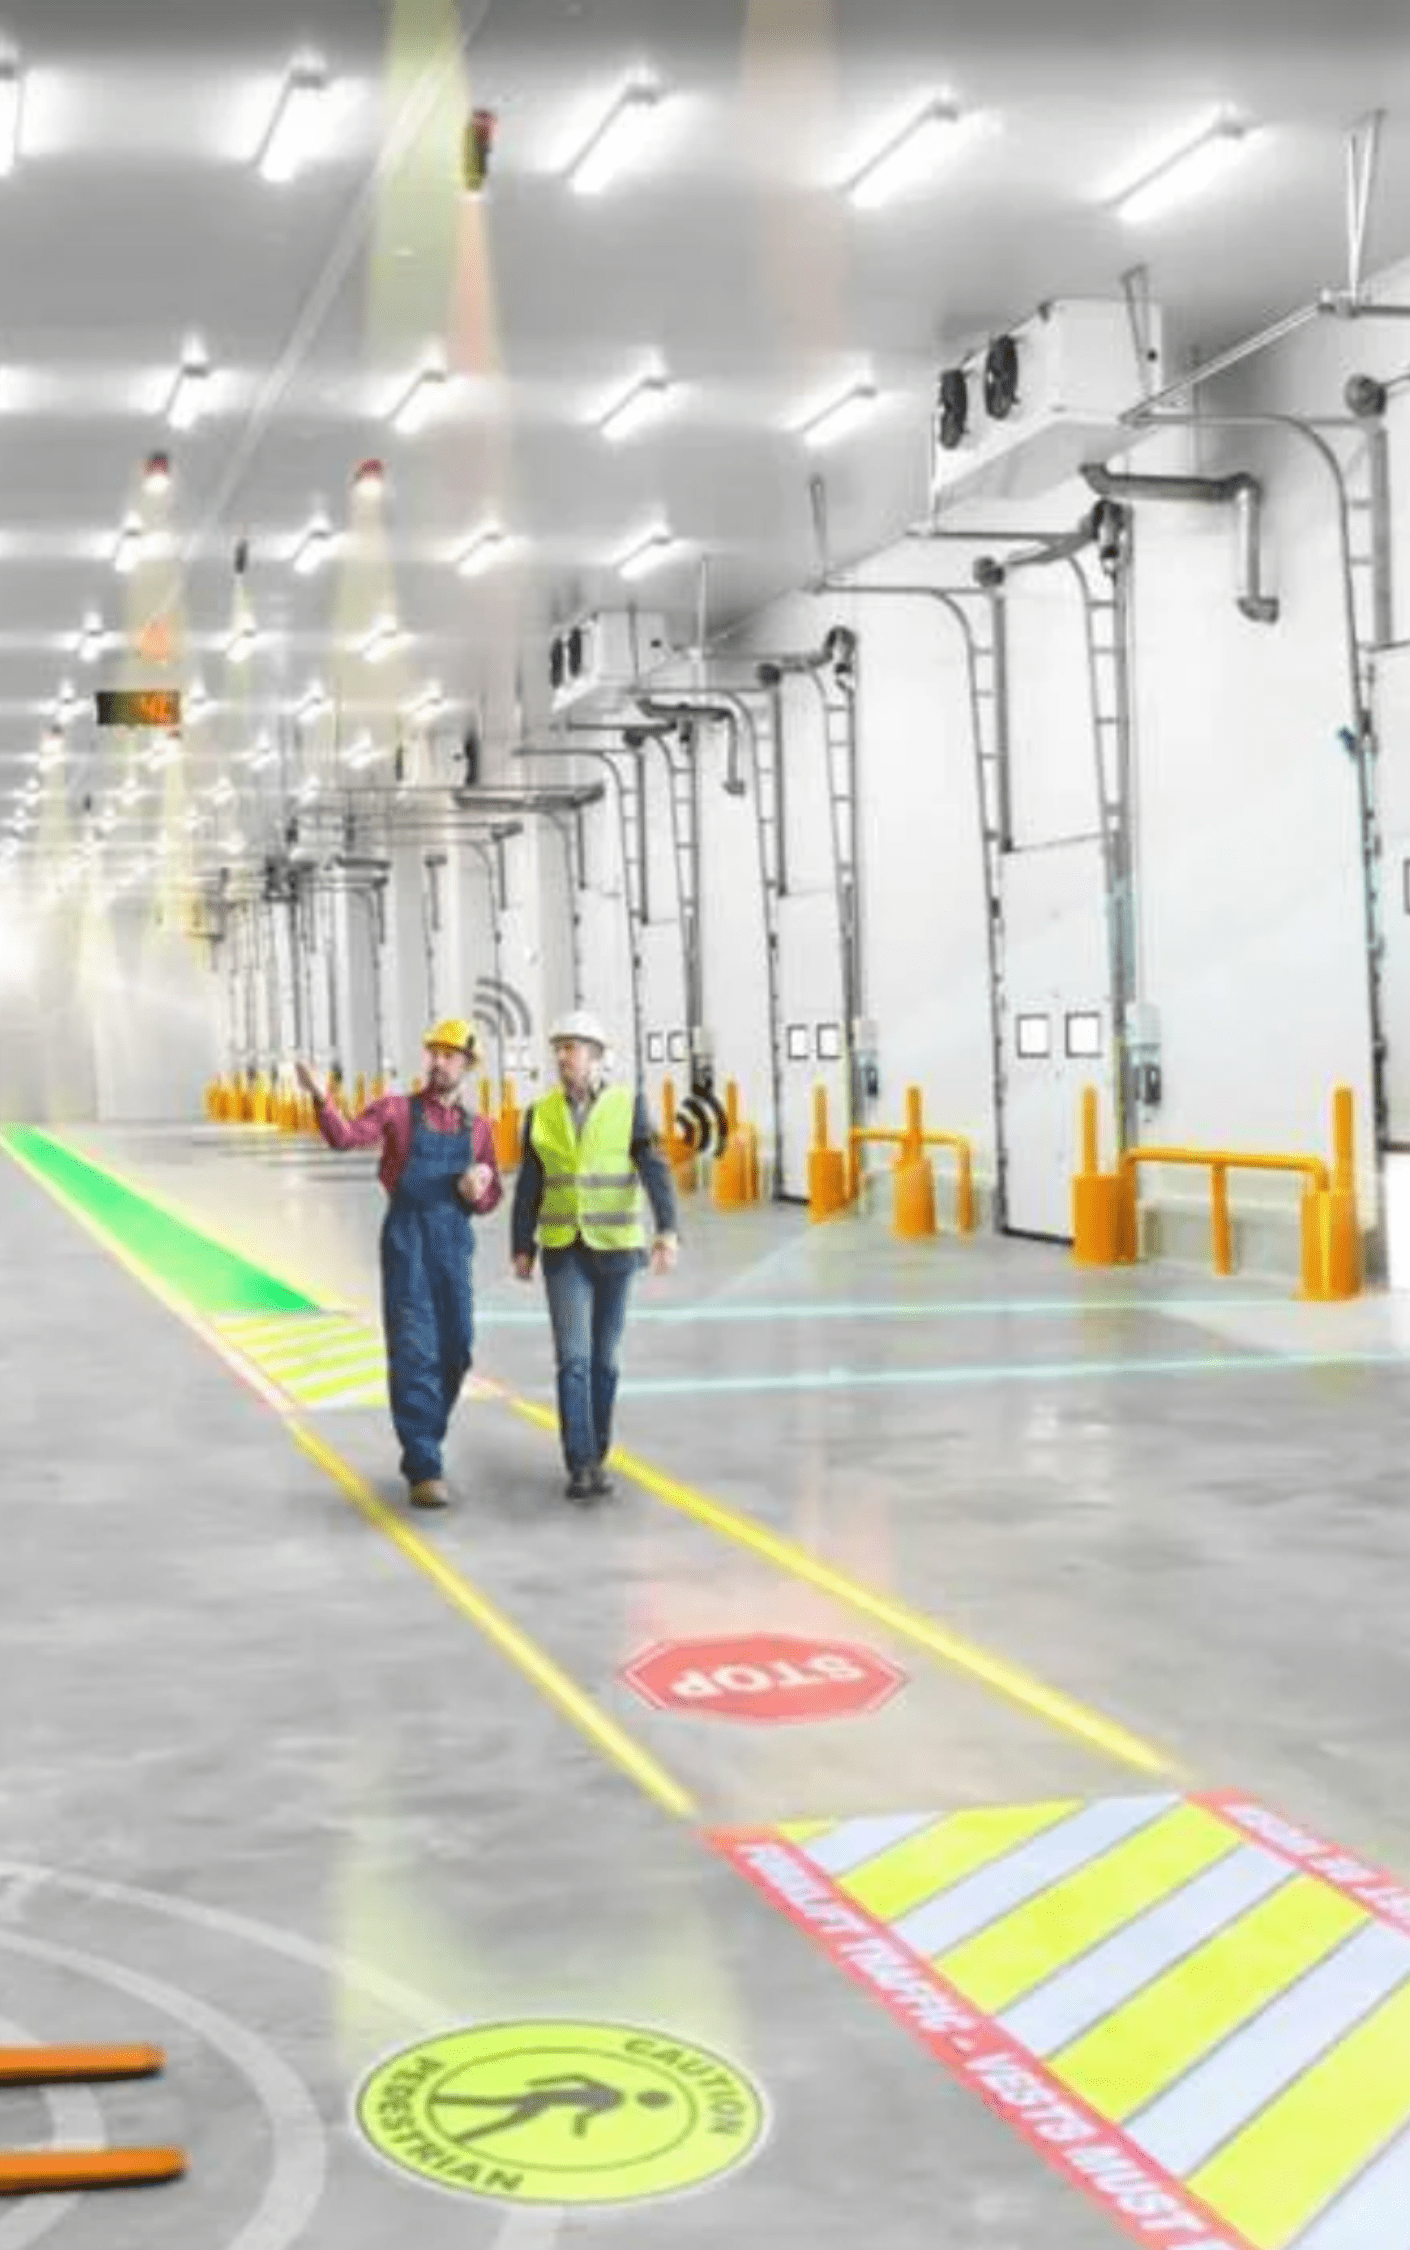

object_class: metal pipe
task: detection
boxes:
[635,697,743,796]
[1080,463,1279,624]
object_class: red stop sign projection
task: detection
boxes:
[623,1633,906,1725]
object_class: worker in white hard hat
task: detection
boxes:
[297,1018,502,1511]
[511,1010,678,1503]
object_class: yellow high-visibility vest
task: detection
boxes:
[531,1085,645,1251]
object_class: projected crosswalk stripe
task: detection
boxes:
[839,1802,1078,1923]
[1296,2122,1410,2250]
[1051,1872,1367,2119]
[1128,1919,1410,2178]
[893,1795,1179,1959]
[1189,1977,1410,2246]
[937,1802,1238,2016]
[801,1814,937,1878]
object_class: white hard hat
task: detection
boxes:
[549,1009,609,1050]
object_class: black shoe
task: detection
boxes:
[565,1467,598,1505]
[590,1461,614,1497]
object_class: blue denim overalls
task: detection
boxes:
[380,1099,475,1485]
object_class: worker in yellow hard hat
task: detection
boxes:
[297,1018,501,1509]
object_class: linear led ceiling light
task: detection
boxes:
[617,526,678,581]
[113,519,144,575]
[797,381,879,450]
[340,733,380,771]
[258,59,329,186]
[847,99,969,209]
[292,520,335,575]
[166,350,210,433]
[456,524,507,577]
[77,615,105,665]
[390,361,448,437]
[242,734,277,771]
[361,616,402,665]
[55,682,84,726]
[567,80,663,196]
[599,372,672,443]
[405,682,445,721]
[297,681,331,720]
[0,59,23,178]
[226,621,258,666]
[1113,112,1250,225]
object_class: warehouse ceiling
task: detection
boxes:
[2,0,1409,886]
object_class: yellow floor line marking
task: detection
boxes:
[1052,1875,1366,2120]
[509,1399,1177,1779]
[844,1801,1080,1924]
[289,1423,698,1824]
[937,1802,1237,2015]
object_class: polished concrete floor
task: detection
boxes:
[5,1121,1410,2247]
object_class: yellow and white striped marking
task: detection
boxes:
[212,1312,401,1410]
[727,1796,1410,2249]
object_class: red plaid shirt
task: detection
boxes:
[314,1092,502,1210]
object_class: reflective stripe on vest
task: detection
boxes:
[531,1085,645,1251]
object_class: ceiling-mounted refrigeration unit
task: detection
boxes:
[931,297,1164,509]
[549,609,671,710]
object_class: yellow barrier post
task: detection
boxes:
[712,1080,755,1209]
[1309,1084,1362,1301]
[1071,1087,1124,1265]
[893,1085,937,1241]
[808,1086,848,1222]
[1210,1163,1233,1277]
[496,1078,522,1173]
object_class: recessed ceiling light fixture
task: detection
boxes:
[599,371,672,443]
[292,520,335,576]
[297,680,331,721]
[55,682,84,726]
[114,519,144,575]
[77,615,105,665]
[567,80,663,196]
[0,59,23,179]
[617,526,678,581]
[847,99,972,209]
[166,350,210,433]
[405,682,445,722]
[796,381,879,449]
[242,734,278,772]
[340,733,380,771]
[1112,111,1250,225]
[226,621,258,667]
[258,58,329,186]
[456,524,508,577]
[389,360,449,437]
[361,616,402,665]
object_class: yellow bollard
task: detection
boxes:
[1315,1083,1362,1300]
[808,1086,848,1223]
[712,1080,757,1208]
[496,1079,522,1172]
[1210,1163,1233,1277]
[892,1086,937,1240]
[1071,1085,1124,1265]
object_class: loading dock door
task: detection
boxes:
[776,888,847,1202]
[1000,838,1115,1240]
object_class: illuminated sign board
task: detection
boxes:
[95,690,182,730]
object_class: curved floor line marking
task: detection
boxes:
[0,1867,566,2246]
[0,1929,327,2250]
[0,2016,102,2250]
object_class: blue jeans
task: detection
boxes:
[542,1242,638,1473]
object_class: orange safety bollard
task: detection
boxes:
[892,1085,937,1240]
[712,1080,756,1208]
[808,1085,849,1222]
[1309,1083,1362,1300]
[496,1078,522,1172]
[1071,1086,1124,1266]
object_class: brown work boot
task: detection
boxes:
[409,1478,450,1510]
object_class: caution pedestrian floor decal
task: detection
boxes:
[713,1793,1410,2249]
[356,2019,766,2207]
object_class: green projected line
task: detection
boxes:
[1,1129,321,1317]
[473,1295,1287,1330]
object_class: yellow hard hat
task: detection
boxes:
[423,1017,479,1057]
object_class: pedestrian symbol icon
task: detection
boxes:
[357,2019,767,2206]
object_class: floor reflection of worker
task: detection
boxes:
[436,2072,674,2147]
[297,1020,501,1510]
[512,1012,678,1504]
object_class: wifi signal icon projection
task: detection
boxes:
[473,979,534,1046]
[675,1086,730,1158]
